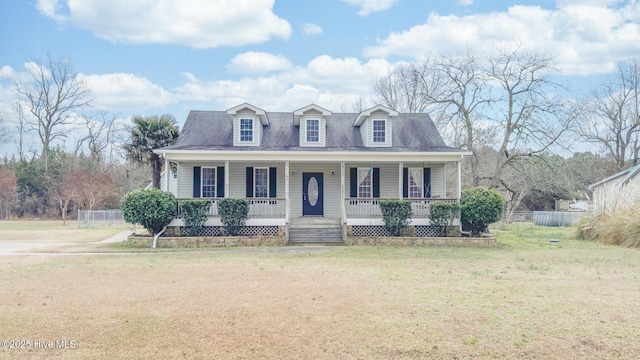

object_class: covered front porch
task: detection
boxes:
[160,151,466,241]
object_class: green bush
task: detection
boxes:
[217,198,250,236]
[121,188,175,236]
[460,187,504,236]
[429,202,460,237]
[180,200,211,236]
[379,199,412,236]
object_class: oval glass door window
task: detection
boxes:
[308,177,319,206]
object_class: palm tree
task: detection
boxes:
[123,114,179,189]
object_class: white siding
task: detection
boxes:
[289,163,342,219]
[593,173,640,214]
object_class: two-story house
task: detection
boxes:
[155,103,470,244]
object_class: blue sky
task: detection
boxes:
[1,0,639,155]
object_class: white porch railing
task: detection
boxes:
[176,198,285,219]
[344,198,458,218]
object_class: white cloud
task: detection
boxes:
[302,23,323,36]
[341,0,399,16]
[363,2,640,75]
[175,55,393,111]
[226,52,292,74]
[37,0,291,48]
[458,0,474,5]
[81,73,174,111]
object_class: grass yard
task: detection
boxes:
[1,223,639,359]
[0,220,128,243]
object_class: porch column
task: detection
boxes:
[340,161,346,222]
[163,156,169,192]
[224,160,230,197]
[457,159,462,200]
[285,161,290,222]
[398,162,403,198]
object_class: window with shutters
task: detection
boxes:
[357,168,372,198]
[408,167,423,198]
[201,167,216,198]
[254,167,269,198]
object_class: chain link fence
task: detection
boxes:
[78,209,129,228]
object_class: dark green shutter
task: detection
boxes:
[269,167,277,198]
[245,167,253,198]
[402,167,408,198]
[373,167,380,198]
[193,166,201,198]
[216,167,225,198]
[350,168,357,197]
[424,168,431,198]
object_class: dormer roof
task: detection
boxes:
[353,105,399,126]
[226,102,270,125]
[293,104,332,126]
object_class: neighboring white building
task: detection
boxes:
[155,103,471,243]
[589,164,640,214]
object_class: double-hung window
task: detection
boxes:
[408,168,423,198]
[201,167,216,198]
[254,167,269,198]
[240,118,253,142]
[357,168,372,198]
[372,119,386,143]
[306,119,319,143]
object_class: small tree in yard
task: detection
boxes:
[429,202,460,237]
[217,198,249,236]
[180,200,211,236]
[379,199,412,236]
[121,189,175,248]
[460,187,504,236]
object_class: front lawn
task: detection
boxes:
[0,223,638,359]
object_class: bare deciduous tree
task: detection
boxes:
[372,47,574,195]
[578,59,640,169]
[4,53,92,171]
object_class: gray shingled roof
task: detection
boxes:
[160,110,461,153]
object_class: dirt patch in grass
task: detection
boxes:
[1,224,640,359]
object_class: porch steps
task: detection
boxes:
[288,218,344,245]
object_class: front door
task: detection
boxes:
[303,173,323,216]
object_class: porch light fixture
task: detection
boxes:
[170,162,178,178]
[291,170,296,175]
[330,171,335,175]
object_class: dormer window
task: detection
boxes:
[294,104,331,147]
[240,118,253,142]
[372,119,386,143]
[306,119,320,143]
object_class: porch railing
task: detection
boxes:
[344,198,458,218]
[175,198,285,219]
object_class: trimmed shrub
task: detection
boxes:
[379,199,412,236]
[460,187,504,236]
[429,202,460,237]
[217,198,250,236]
[121,188,175,237]
[180,200,211,236]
